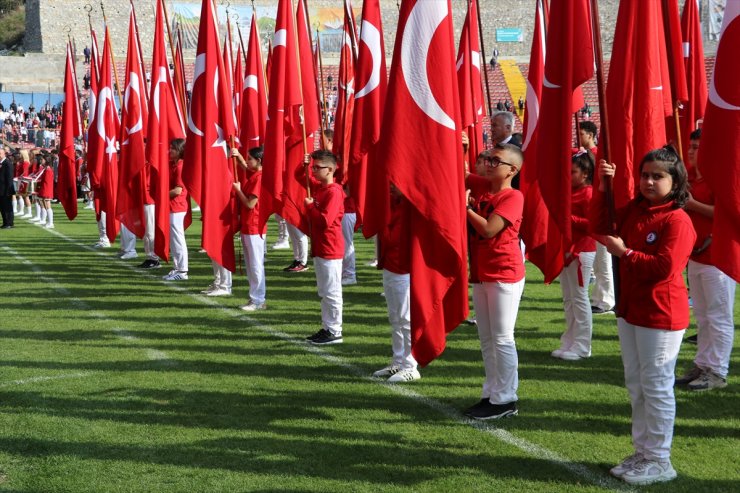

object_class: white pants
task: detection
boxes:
[169,211,188,272]
[559,251,595,356]
[287,223,308,264]
[211,259,232,291]
[688,260,736,378]
[591,242,615,310]
[120,224,137,254]
[275,214,288,242]
[341,213,357,281]
[473,279,525,405]
[383,270,417,370]
[314,257,343,336]
[618,319,684,461]
[241,234,266,305]
[97,211,107,242]
[143,204,158,260]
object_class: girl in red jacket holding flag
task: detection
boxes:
[595,147,695,486]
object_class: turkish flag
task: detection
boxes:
[536,0,593,260]
[86,28,101,190]
[87,28,120,244]
[332,0,358,181]
[58,42,82,221]
[295,0,321,143]
[519,0,564,283]
[182,0,238,272]
[606,0,675,208]
[456,0,485,163]
[350,0,387,237]
[174,31,188,116]
[233,43,244,136]
[259,0,306,233]
[383,0,469,366]
[698,2,740,283]
[146,0,186,262]
[239,10,268,149]
[116,9,149,239]
[680,0,707,167]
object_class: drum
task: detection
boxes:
[18,178,31,195]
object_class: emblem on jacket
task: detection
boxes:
[646,231,658,245]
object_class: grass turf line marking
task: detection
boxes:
[38,228,633,492]
[0,372,91,388]
[0,244,173,366]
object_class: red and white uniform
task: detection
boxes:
[239,170,267,306]
[36,167,54,199]
[169,159,188,273]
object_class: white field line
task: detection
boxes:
[0,244,173,366]
[0,372,91,388]
[16,227,632,492]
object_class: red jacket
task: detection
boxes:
[592,193,696,330]
[307,182,345,259]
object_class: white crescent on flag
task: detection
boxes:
[187,54,206,136]
[244,74,259,92]
[356,21,381,99]
[152,67,168,120]
[401,0,455,130]
[708,3,740,111]
[273,29,287,48]
[123,72,143,142]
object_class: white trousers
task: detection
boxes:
[559,251,595,356]
[618,319,684,461]
[143,204,158,260]
[591,242,615,310]
[341,213,357,281]
[211,259,232,290]
[97,211,108,242]
[383,270,417,370]
[473,279,525,405]
[287,223,308,264]
[688,260,736,378]
[241,234,266,305]
[120,224,137,254]
[169,211,188,272]
[314,257,343,336]
[275,214,288,242]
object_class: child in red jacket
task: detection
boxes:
[594,147,695,486]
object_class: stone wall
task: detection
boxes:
[24,0,719,60]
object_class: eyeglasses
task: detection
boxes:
[311,165,331,171]
[483,156,517,169]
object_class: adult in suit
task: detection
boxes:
[0,146,15,228]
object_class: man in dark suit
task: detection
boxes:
[0,146,16,228]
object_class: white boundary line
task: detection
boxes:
[3,227,634,492]
[0,372,91,388]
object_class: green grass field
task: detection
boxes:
[0,205,737,492]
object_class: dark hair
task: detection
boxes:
[170,138,186,160]
[572,149,594,184]
[248,145,264,161]
[689,128,701,140]
[310,149,337,167]
[493,142,524,166]
[322,129,334,139]
[639,146,689,208]
[578,120,598,137]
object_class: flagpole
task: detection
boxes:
[474,0,494,141]
[99,2,124,106]
[289,0,312,198]
[660,0,684,161]
[316,27,329,148]
[163,0,189,122]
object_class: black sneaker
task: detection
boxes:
[310,330,343,345]
[306,329,329,342]
[467,401,518,420]
[683,333,698,345]
[463,398,490,417]
[591,306,614,315]
[138,259,153,268]
[283,260,300,272]
[143,259,161,269]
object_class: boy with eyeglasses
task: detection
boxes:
[303,150,346,345]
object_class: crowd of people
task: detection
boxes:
[0,108,735,487]
[0,100,62,148]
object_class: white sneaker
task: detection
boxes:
[240,302,267,311]
[621,458,677,485]
[609,452,644,478]
[29,217,41,223]
[200,284,217,294]
[271,240,290,250]
[22,212,33,218]
[372,365,400,378]
[93,241,111,248]
[163,271,188,281]
[44,223,55,229]
[367,259,378,267]
[120,251,138,260]
[341,277,357,286]
[206,288,231,297]
[388,368,421,383]
[551,349,566,358]
[559,350,589,361]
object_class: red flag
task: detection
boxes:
[174,29,188,117]
[87,27,120,244]
[116,8,149,238]
[680,0,707,164]
[295,0,321,142]
[260,0,307,233]
[456,0,485,162]
[536,0,594,263]
[58,42,82,221]
[239,11,268,148]
[606,0,676,208]
[86,29,101,189]
[698,2,740,283]
[383,0,469,366]
[332,0,358,178]
[350,0,387,237]
[182,0,238,272]
[146,0,186,262]
[519,0,564,283]
[233,42,244,135]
